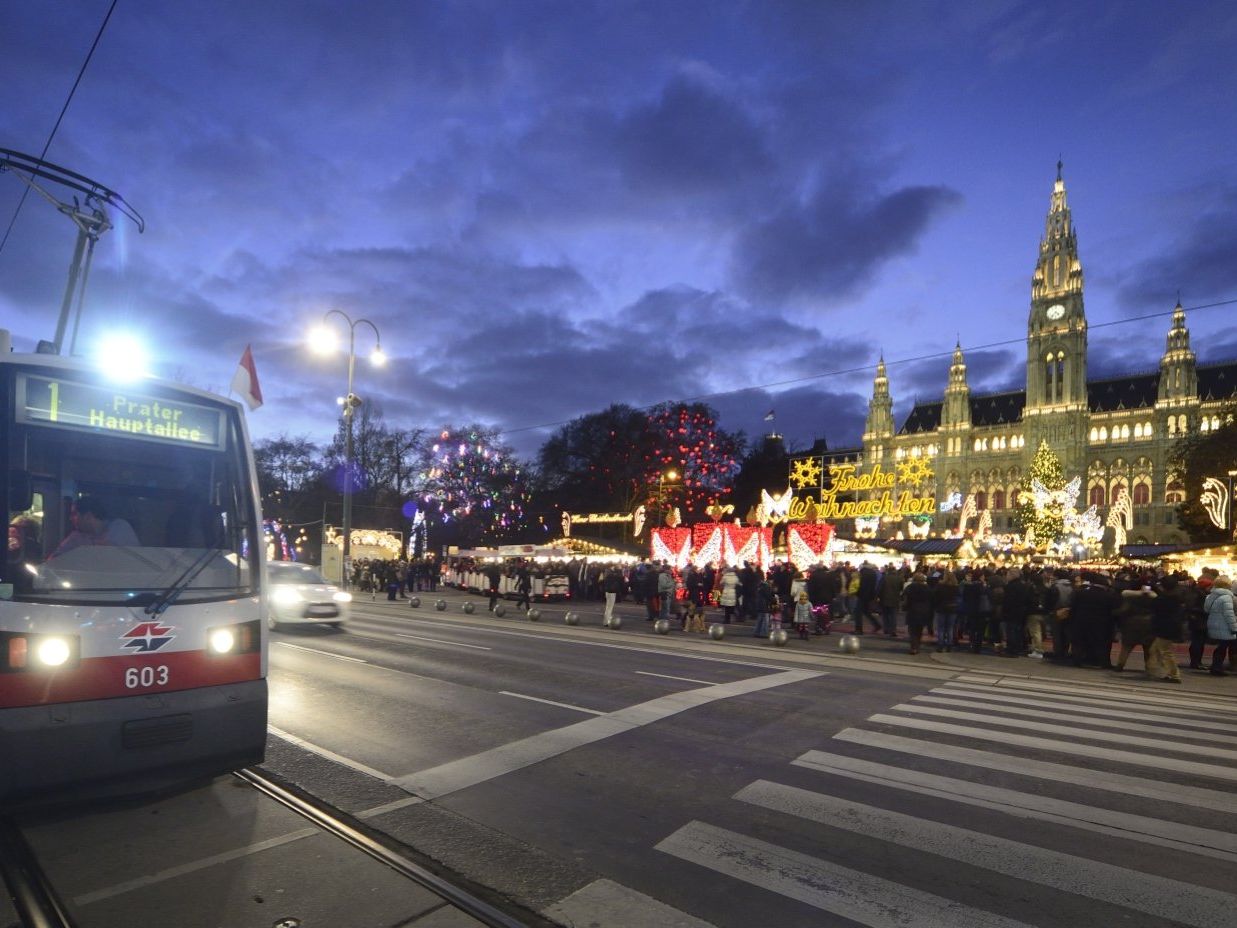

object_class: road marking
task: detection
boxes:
[793,750,1237,861]
[396,632,492,650]
[393,669,823,799]
[887,703,1237,761]
[273,641,366,663]
[833,728,1237,814]
[911,694,1228,740]
[735,780,1237,928]
[867,714,1237,782]
[543,878,717,928]
[656,821,1035,928]
[267,725,396,781]
[935,682,1237,729]
[980,675,1237,712]
[499,691,607,715]
[636,670,716,685]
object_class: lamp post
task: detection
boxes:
[658,469,679,526]
[310,310,385,587]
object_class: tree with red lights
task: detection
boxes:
[645,402,744,521]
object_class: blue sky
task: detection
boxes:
[2,1,1235,460]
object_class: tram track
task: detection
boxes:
[234,767,534,928]
[0,815,77,928]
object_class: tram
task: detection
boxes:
[0,336,267,806]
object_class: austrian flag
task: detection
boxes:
[230,344,264,411]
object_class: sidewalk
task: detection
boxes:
[385,589,1237,702]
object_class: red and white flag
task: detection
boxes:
[230,344,264,410]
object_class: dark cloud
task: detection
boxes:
[731,173,963,305]
[1116,182,1237,309]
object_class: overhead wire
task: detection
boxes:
[0,0,120,257]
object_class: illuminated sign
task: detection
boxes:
[17,374,225,448]
[788,461,935,520]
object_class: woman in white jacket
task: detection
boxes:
[1204,575,1236,676]
[718,567,741,624]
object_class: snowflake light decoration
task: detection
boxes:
[896,457,934,487]
[790,457,823,489]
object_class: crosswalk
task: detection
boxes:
[656,675,1237,927]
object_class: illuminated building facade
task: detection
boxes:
[793,165,1237,545]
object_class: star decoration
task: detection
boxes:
[790,457,823,489]
[896,457,933,487]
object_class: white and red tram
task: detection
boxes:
[0,342,267,805]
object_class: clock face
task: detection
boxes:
[1046,303,1066,320]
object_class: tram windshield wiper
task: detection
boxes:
[143,547,229,616]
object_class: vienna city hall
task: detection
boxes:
[789,166,1237,549]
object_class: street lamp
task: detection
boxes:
[658,469,679,526]
[309,310,385,586]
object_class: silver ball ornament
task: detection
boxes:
[564,612,579,625]
[462,601,475,614]
[708,623,725,641]
[838,634,861,654]
[435,599,447,611]
[409,596,420,608]
[493,604,506,617]
[770,629,789,646]
[527,608,541,621]
[609,615,622,630]
[654,619,671,635]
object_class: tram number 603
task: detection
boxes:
[125,666,170,689]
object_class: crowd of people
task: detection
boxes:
[342,553,1237,680]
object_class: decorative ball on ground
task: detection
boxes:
[527,608,541,621]
[408,596,420,608]
[601,616,611,628]
[493,604,505,617]
[708,623,725,640]
[770,629,789,646]
[609,615,622,630]
[653,619,670,635]
[435,599,447,611]
[462,602,475,614]
[564,612,579,625]
[838,634,860,653]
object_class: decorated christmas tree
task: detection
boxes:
[1017,440,1067,547]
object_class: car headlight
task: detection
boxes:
[333,591,352,603]
[272,586,304,605]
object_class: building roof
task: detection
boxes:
[872,537,966,556]
[1087,373,1159,412]
[1119,541,1222,559]
[899,391,1025,435]
[1198,361,1237,403]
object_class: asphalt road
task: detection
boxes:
[9,590,1236,928]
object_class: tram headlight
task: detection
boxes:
[206,620,261,656]
[2,632,80,671]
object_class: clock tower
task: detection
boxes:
[1025,162,1088,469]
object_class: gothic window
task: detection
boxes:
[1134,423,1143,439]
[1175,369,1181,389]
[1109,478,1128,507]
[1132,479,1151,506]
[973,438,982,452]
[1202,419,1210,432]
[1099,426,1108,441]
[993,489,1006,510]
[1089,427,1098,442]
[1053,255,1062,288]
[1167,417,1176,436]
[1177,414,1187,432]
[1088,483,1105,508]
[1119,424,1130,440]
[976,490,988,510]
[1143,421,1153,439]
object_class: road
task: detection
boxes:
[8,589,1236,927]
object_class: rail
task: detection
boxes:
[0,816,78,928]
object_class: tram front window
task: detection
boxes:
[3,414,257,605]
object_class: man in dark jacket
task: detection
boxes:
[1001,568,1030,657]
[1148,575,1185,683]
[1070,575,1118,668]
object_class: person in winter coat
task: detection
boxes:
[718,567,741,623]
[1147,575,1185,683]
[602,567,623,625]
[902,572,933,655]
[931,570,960,651]
[1204,575,1236,676]
[656,566,675,621]
[1114,583,1157,675]
[877,564,904,638]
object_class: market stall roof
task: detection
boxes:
[549,534,647,558]
[1120,541,1231,559]
[870,537,968,556]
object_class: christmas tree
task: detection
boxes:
[1017,440,1067,547]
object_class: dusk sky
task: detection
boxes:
[2,1,1235,461]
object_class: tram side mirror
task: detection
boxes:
[8,473,32,512]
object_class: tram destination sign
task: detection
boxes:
[16,374,226,448]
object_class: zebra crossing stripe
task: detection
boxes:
[655,820,1037,928]
[911,694,1228,741]
[888,703,1237,762]
[866,714,1237,782]
[935,683,1237,732]
[969,676,1237,712]
[735,780,1236,928]
[792,750,1237,862]
[833,728,1237,814]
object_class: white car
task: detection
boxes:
[267,561,351,629]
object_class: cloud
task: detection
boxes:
[731,171,963,305]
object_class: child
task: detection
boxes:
[794,591,812,640]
